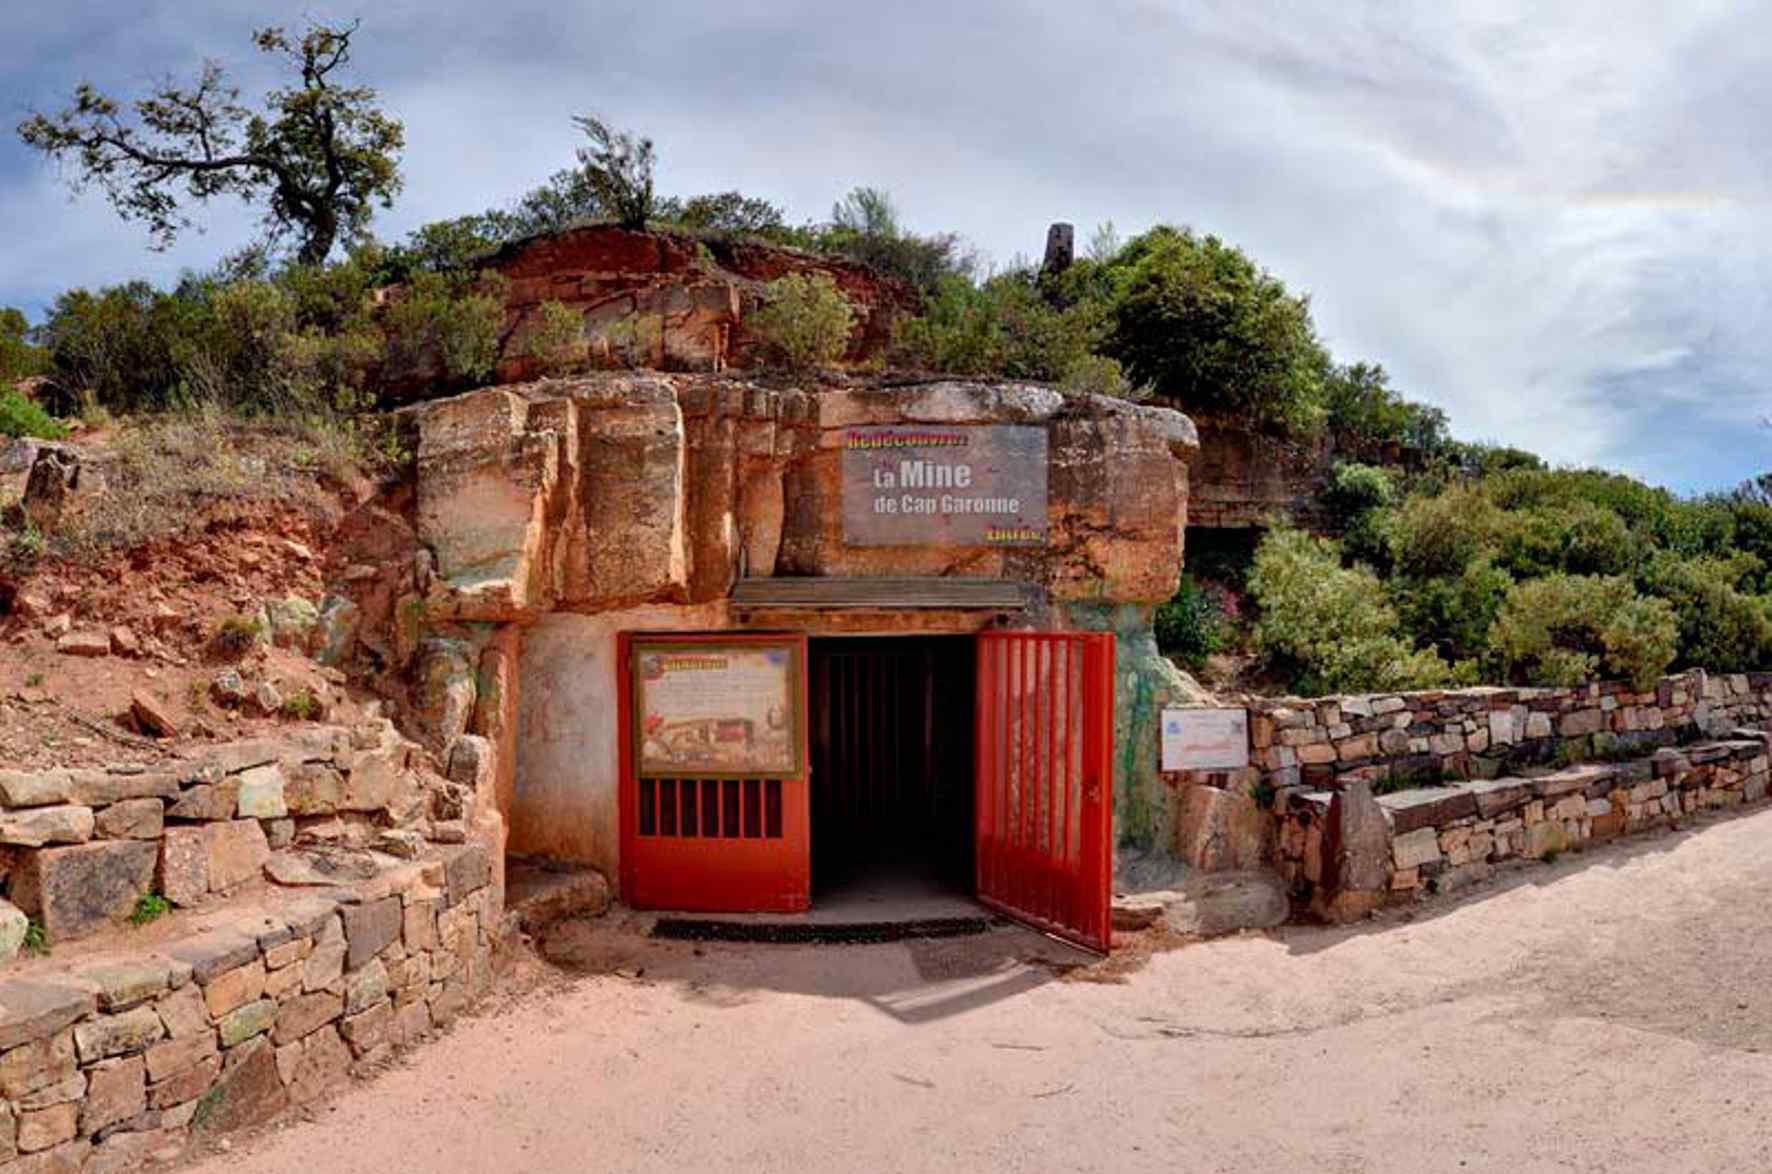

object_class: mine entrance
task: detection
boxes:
[807,637,976,906]
[619,626,1117,951]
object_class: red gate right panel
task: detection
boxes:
[975,631,1115,952]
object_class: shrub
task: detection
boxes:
[1101,225,1329,435]
[1488,574,1677,689]
[817,187,973,293]
[0,390,66,440]
[0,308,48,384]
[382,269,509,386]
[213,613,265,657]
[1322,462,1395,529]
[750,273,855,371]
[1640,554,1772,672]
[130,892,171,926]
[1390,558,1513,665]
[1387,486,1499,578]
[1153,574,1225,668]
[1249,528,1449,694]
[282,688,322,720]
[1060,353,1143,399]
[525,300,587,376]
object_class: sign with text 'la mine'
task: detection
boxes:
[842,425,1048,547]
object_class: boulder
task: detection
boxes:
[54,631,109,658]
[235,763,287,819]
[1173,785,1272,872]
[92,798,163,841]
[1114,871,1289,937]
[413,640,476,748]
[1327,780,1391,894]
[312,596,361,667]
[21,445,79,533]
[264,595,319,650]
[8,841,156,942]
[210,670,250,708]
[0,899,27,961]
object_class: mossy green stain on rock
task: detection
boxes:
[1061,602,1202,853]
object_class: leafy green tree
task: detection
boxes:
[19,22,403,265]
[1639,554,1772,672]
[661,191,790,237]
[1322,361,1449,456]
[1386,486,1500,578]
[1101,225,1329,434]
[1389,558,1513,666]
[1154,574,1225,669]
[0,309,48,384]
[524,301,588,376]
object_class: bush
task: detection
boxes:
[750,273,856,370]
[525,300,587,375]
[1153,574,1225,668]
[1387,486,1499,578]
[1322,462,1395,528]
[1322,362,1449,457]
[1488,574,1677,689]
[1640,554,1772,672]
[1249,528,1449,694]
[0,308,48,384]
[1493,502,1635,579]
[1102,225,1328,435]
[817,187,973,293]
[0,390,66,439]
[382,269,508,386]
[1059,353,1143,399]
[1389,558,1513,665]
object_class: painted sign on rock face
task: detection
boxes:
[1161,707,1250,771]
[842,425,1049,546]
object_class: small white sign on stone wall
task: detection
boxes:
[1161,706,1250,771]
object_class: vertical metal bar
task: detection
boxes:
[1017,635,1031,911]
[1045,637,1059,923]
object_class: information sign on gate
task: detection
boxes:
[631,639,803,777]
[1161,707,1250,771]
[842,425,1048,546]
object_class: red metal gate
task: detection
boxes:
[618,632,811,912]
[975,631,1116,952]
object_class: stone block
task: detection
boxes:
[284,1026,351,1105]
[0,805,94,847]
[203,961,267,1020]
[64,770,179,807]
[1526,818,1567,859]
[92,798,163,841]
[0,898,26,962]
[1377,786,1477,835]
[143,1029,218,1086]
[441,842,492,906]
[0,1028,77,1099]
[76,959,171,1012]
[302,938,346,992]
[0,770,73,808]
[164,931,259,987]
[217,999,277,1048]
[204,820,271,892]
[1392,827,1442,870]
[234,763,288,819]
[193,1038,284,1135]
[341,897,402,970]
[9,841,157,942]
[343,959,389,1016]
[1559,709,1604,737]
[72,1005,164,1064]
[273,991,344,1046]
[284,764,345,816]
[339,1000,393,1059]
[16,1101,77,1153]
[1173,785,1272,872]
[80,1055,145,1135]
[165,779,240,822]
[1468,778,1534,819]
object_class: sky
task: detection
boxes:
[2,0,1769,493]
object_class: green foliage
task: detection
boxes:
[1059,353,1143,400]
[525,300,587,376]
[23,917,48,956]
[1322,462,1395,528]
[1488,574,1678,690]
[282,688,321,720]
[18,22,403,265]
[659,191,790,237]
[0,390,66,440]
[1153,574,1225,669]
[1387,486,1500,578]
[1101,225,1329,434]
[214,613,265,657]
[1639,554,1772,673]
[1389,558,1513,665]
[382,269,508,386]
[130,892,172,926]
[1249,528,1449,694]
[571,114,655,230]
[1322,361,1450,457]
[818,187,973,292]
[0,308,48,384]
[750,274,856,371]
[891,270,1099,381]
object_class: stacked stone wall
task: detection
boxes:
[1273,737,1768,907]
[0,842,497,1171]
[0,721,488,954]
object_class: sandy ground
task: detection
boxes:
[188,809,1772,1174]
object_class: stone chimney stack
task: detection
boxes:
[1041,222,1075,276]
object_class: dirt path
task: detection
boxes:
[187,811,1772,1174]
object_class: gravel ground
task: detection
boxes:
[187,808,1772,1174]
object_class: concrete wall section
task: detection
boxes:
[511,604,727,878]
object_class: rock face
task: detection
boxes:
[1185,414,1329,530]
[405,376,1198,623]
[22,445,80,533]
[1174,785,1272,872]
[466,225,919,389]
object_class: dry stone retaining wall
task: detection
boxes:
[1274,736,1769,908]
[0,841,497,1171]
[0,721,485,952]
